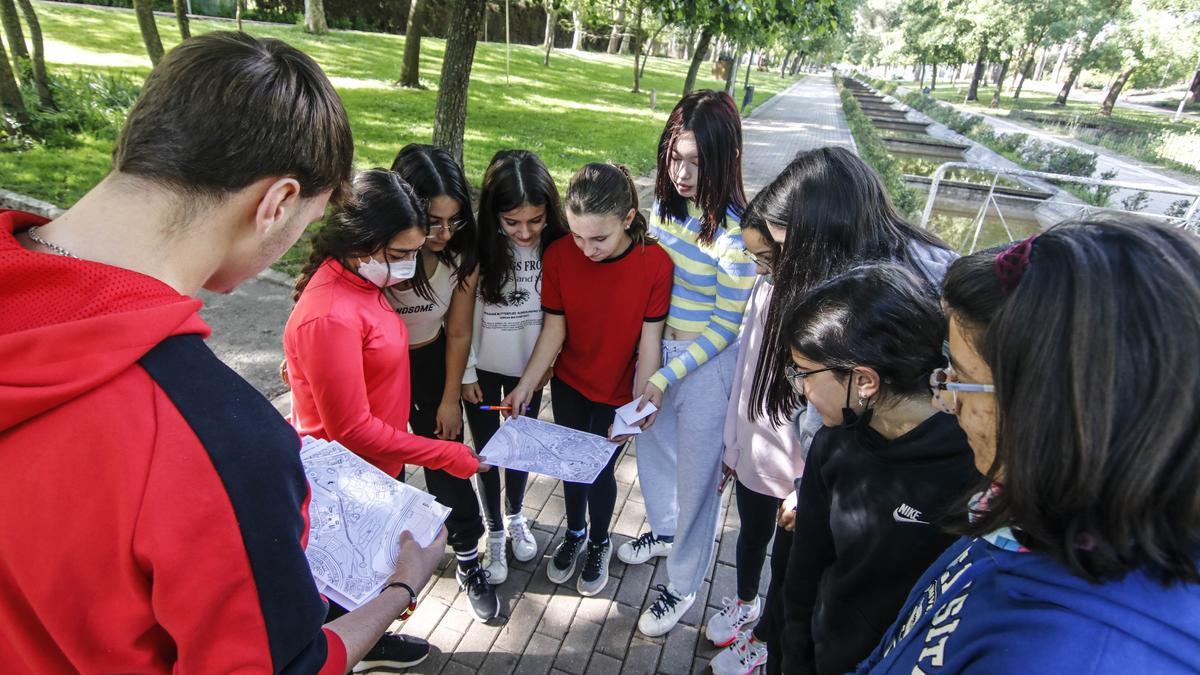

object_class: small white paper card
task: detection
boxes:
[610,398,658,438]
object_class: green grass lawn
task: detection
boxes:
[922,84,1198,131]
[2,1,798,211]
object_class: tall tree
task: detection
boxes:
[399,0,427,87]
[682,25,712,94]
[630,0,645,90]
[1054,0,1128,105]
[132,0,164,66]
[433,0,486,168]
[571,5,584,49]
[607,0,626,53]
[305,0,329,34]
[0,0,29,84]
[0,30,28,132]
[16,0,52,109]
[172,0,190,39]
[544,0,558,66]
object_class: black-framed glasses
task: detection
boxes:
[426,218,469,239]
[784,363,846,392]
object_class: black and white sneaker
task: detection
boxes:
[456,564,499,622]
[547,531,587,584]
[637,583,695,637]
[577,540,612,596]
[352,633,430,672]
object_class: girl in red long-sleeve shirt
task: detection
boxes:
[285,169,482,481]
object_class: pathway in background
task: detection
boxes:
[394,73,853,675]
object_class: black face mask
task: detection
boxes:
[841,373,873,429]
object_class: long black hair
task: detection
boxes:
[564,162,653,245]
[654,90,746,245]
[787,263,946,406]
[390,143,478,301]
[749,146,952,425]
[476,149,568,306]
[946,217,1200,584]
[293,168,427,301]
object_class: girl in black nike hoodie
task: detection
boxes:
[779,264,980,675]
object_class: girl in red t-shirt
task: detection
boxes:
[504,163,674,597]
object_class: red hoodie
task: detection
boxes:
[0,210,346,674]
[284,258,477,479]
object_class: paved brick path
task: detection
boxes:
[394,73,853,675]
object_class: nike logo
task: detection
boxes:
[893,503,929,525]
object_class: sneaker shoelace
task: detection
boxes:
[463,565,490,595]
[648,583,682,619]
[629,531,658,555]
[716,596,754,629]
[554,536,584,568]
[581,542,607,578]
[488,536,505,560]
[510,519,533,544]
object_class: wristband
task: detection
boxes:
[380,581,418,620]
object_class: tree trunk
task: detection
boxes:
[607,0,626,54]
[304,0,328,34]
[631,1,643,90]
[779,49,792,78]
[1033,45,1049,80]
[724,49,740,94]
[432,0,485,168]
[682,25,711,96]
[399,0,426,87]
[543,2,556,66]
[791,53,804,76]
[132,0,164,66]
[639,22,666,78]
[918,60,926,88]
[743,47,754,89]
[172,0,190,39]
[0,31,28,132]
[1055,29,1099,106]
[966,41,988,102]
[1052,40,1071,83]
[571,9,583,49]
[989,57,1010,107]
[235,0,243,31]
[15,0,51,109]
[1013,52,1035,100]
[1098,66,1135,116]
[0,0,29,71]
[931,63,938,89]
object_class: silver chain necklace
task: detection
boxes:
[26,225,76,258]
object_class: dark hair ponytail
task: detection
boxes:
[476,149,568,306]
[565,162,654,245]
[293,168,427,301]
[787,263,946,404]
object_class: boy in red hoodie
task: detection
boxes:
[0,32,444,673]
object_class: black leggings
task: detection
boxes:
[463,369,543,532]
[550,378,625,544]
[755,523,792,675]
[407,332,485,555]
[735,480,782,601]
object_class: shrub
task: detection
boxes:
[2,71,140,151]
[1015,137,1097,177]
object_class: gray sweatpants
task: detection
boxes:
[636,339,737,596]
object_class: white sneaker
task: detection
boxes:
[505,514,537,562]
[482,530,508,585]
[616,531,673,565]
[709,631,768,675]
[637,583,695,637]
[705,595,762,647]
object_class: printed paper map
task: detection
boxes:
[300,437,450,610]
[479,416,620,483]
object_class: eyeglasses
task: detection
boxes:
[784,363,846,392]
[426,218,468,239]
[930,342,994,414]
[743,248,773,267]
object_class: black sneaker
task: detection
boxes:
[352,633,429,673]
[547,532,586,584]
[577,540,612,596]
[456,563,499,622]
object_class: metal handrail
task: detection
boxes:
[918,161,1200,231]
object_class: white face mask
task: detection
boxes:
[358,256,416,287]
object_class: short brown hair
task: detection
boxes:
[114,31,353,204]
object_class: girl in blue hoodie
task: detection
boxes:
[858,217,1200,674]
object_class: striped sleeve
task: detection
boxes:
[650,228,756,390]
